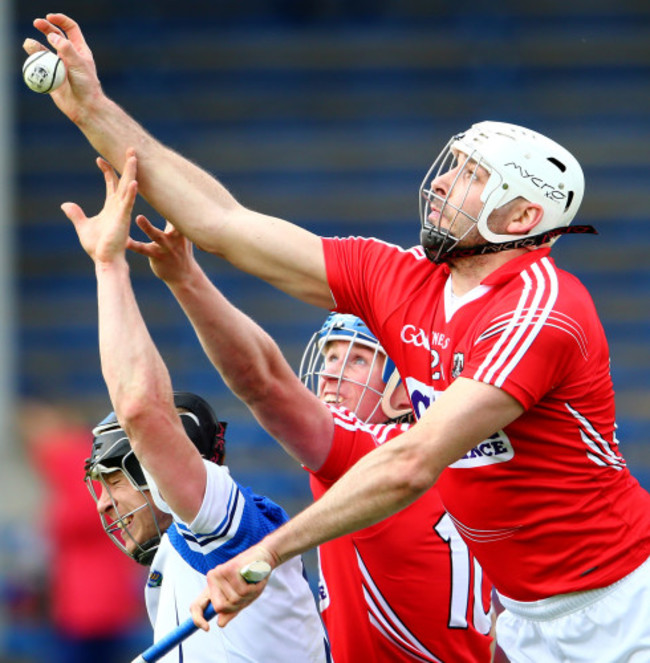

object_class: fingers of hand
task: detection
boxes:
[99,154,137,209]
[127,238,158,258]
[22,38,47,56]
[45,14,88,49]
[190,593,212,632]
[119,157,138,203]
[97,158,117,195]
[34,14,92,65]
[206,572,242,615]
[135,217,181,255]
[217,612,237,628]
[33,17,66,40]
[122,153,138,182]
[135,215,159,238]
[60,202,84,225]
[205,567,261,623]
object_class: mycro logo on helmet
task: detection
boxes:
[504,161,567,202]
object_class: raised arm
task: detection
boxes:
[129,218,334,471]
[61,153,206,523]
[191,376,524,628]
[25,14,333,308]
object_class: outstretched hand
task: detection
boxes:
[23,13,100,123]
[128,217,197,285]
[62,151,138,263]
[190,546,275,630]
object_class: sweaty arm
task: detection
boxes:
[62,155,206,524]
[192,376,524,627]
[26,14,332,308]
[130,220,335,471]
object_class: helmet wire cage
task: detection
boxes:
[419,121,593,264]
[85,461,164,566]
[300,313,403,423]
[84,396,226,566]
[85,425,166,566]
[419,140,488,263]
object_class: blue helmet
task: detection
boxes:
[300,313,409,422]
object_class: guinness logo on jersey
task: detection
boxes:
[451,352,465,379]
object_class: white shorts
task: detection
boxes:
[496,556,650,663]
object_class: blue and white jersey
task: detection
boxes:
[144,460,329,663]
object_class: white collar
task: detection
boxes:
[444,276,491,322]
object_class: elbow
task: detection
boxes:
[195,203,247,257]
[115,391,165,438]
[226,336,288,406]
[227,363,274,405]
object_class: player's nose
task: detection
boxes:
[429,169,452,197]
[96,485,112,514]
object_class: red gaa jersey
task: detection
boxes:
[323,236,650,601]
[310,405,493,663]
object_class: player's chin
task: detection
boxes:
[356,400,383,423]
[120,527,140,551]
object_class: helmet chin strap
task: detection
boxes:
[421,224,597,264]
[132,535,162,566]
[380,369,413,422]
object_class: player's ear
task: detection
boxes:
[507,202,544,235]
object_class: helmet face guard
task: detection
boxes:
[84,393,228,565]
[419,140,486,262]
[85,463,163,566]
[84,424,164,566]
[419,121,593,263]
[300,313,410,422]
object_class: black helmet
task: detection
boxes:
[172,391,227,466]
[84,392,227,565]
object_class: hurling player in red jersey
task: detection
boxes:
[127,218,494,662]
[26,14,650,661]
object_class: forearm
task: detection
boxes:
[77,97,332,306]
[166,265,283,401]
[166,266,333,468]
[256,378,519,563]
[262,377,523,561]
[96,259,173,423]
[193,378,526,628]
[77,95,239,251]
[95,258,207,520]
[262,430,439,564]
[36,15,332,305]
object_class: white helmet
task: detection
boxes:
[419,121,594,262]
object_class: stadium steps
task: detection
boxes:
[16,3,650,468]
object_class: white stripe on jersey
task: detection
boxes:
[355,548,443,663]
[478,310,588,360]
[474,257,559,388]
[328,404,410,446]
[565,403,626,470]
[176,482,245,554]
[448,512,520,543]
[544,311,589,360]
[408,245,430,261]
